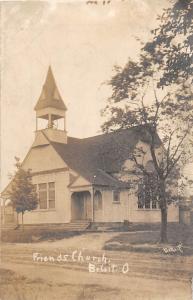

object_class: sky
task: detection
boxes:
[1,0,170,189]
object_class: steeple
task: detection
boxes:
[34,66,67,111]
[34,66,68,144]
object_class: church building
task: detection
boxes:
[1,67,179,228]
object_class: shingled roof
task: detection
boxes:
[49,126,161,188]
[34,66,67,111]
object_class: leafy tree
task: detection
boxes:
[144,0,193,93]
[99,0,192,98]
[8,157,38,229]
[101,0,193,243]
[88,0,193,98]
[87,0,193,241]
[102,87,192,243]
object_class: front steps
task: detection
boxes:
[16,220,91,231]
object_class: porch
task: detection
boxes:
[70,188,103,222]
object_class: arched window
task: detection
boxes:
[94,191,102,210]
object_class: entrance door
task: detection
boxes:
[71,191,92,220]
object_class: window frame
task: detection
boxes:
[137,176,159,210]
[48,182,55,209]
[112,190,120,204]
[34,182,56,210]
[38,183,47,209]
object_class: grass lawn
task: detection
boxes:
[103,223,193,255]
[1,228,83,243]
[2,223,193,255]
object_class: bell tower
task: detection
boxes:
[34,66,68,144]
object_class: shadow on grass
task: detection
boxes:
[1,229,83,243]
[103,224,193,256]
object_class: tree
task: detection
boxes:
[144,0,193,93]
[8,157,38,230]
[103,86,193,243]
[87,0,193,97]
[101,0,193,243]
[101,0,193,98]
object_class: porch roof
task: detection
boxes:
[68,168,129,189]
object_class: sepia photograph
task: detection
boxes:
[0,0,193,299]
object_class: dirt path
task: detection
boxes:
[1,260,191,300]
[1,234,193,300]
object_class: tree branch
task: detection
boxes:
[164,127,189,178]
[132,153,149,177]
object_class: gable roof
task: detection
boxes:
[1,126,161,195]
[50,126,161,188]
[34,66,67,111]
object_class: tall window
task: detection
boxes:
[39,183,47,209]
[138,175,158,209]
[35,182,55,210]
[113,190,120,203]
[48,182,55,209]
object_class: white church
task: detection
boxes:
[1,67,179,229]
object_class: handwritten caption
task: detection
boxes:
[162,243,183,254]
[32,251,129,274]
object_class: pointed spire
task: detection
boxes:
[34,66,67,111]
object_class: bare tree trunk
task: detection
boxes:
[160,207,168,243]
[159,179,168,244]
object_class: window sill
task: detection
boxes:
[112,201,121,204]
[136,208,160,211]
